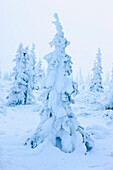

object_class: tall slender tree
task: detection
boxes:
[35,58,45,90]
[29,43,36,90]
[105,64,113,110]
[90,48,103,92]
[7,44,35,105]
[25,14,94,153]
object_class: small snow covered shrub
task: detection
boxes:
[7,43,36,106]
[90,48,103,92]
[25,13,94,153]
[105,92,113,110]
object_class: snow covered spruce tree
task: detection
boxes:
[7,43,35,106]
[7,43,24,105]
[29,43,36,90]
[35,58,45,90]
[90,48,103,92]
[105,64,113,110]
[25,13,94,153]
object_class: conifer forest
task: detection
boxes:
[0,1,113,169]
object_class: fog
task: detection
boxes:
[0,0,113,80]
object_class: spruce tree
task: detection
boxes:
[25,14,94,153]
[7,43,35,106]
[35,58,45,90]
[29,43,36,90]
[105,64,113,110]
[7,43,24,105]
[90,48,103,92]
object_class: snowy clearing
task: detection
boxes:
[0,80,113,170]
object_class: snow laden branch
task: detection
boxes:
[25,13,94,153]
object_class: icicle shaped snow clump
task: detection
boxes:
[25,13,94,153]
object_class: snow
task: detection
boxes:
[0,80,113,170]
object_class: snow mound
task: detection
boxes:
[86,125,109,139]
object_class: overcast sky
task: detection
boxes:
[0,0,113,80]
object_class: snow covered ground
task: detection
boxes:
[0,80,113,170]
